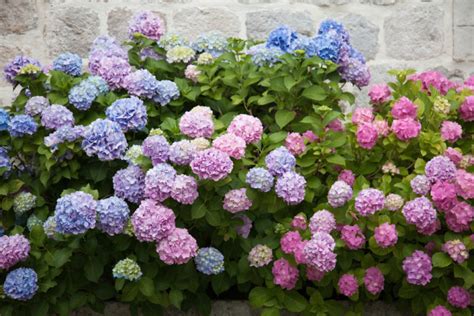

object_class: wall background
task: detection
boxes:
[0,0,473,105]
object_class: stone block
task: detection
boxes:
[340,14,379,60]
[0,0,38,35]
[453,26,474,62]
[246,9,314,39]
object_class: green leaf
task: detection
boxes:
[268,131,287,144]
[326,154,346,166]
[275,109,296,129]
[191,202,207,219]
[211,273,231,295]
[169,289,184,309]
[249,287,274,307]
[31,301,49,316]
[282,291,307,312]
[398,283,419,299]
[302,85,327,102]
[139,276,155,297]
[261,308,280,316]
[432,252,452,268]
[84,257,104,282]
[50,249,72,268]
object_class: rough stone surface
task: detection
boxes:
[453,0,474,26]
[384,5,444,60]
[0,0,38,35]
[246,9,314,39]
[292,0,352,5]
[360,0,397,5]
[107,8,134,43]
[453,26,474,62]
[239,0,280,3]
[44,6,100,57]
[340,14,379,60]
[173,8,240,40]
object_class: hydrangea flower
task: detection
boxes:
[41,104,74,130]
[26,215,43,231]
[156,228,198,265]
[459,95,474,121]
[303,232,337,273]
[384,193,404,211]
[444,147,463,165]
[402,197,437,231]
[391,97,417,119]
[339,52,370,87]
[153,80,180,106]
[266,25,298,52]
[428,306,452,316]
[69,80,99,111]
[402,250,432,286]
[192,31,227,57]
[409,71,454,95]
[303,130,318,143]
[0,234,30,270]
[13,192,36,216]
[318,19,350,43]
[97,196,130,236]
[223,188,252,213]
[440,121,462,143]
[355,188,385,216]
[185,64,200,82]
[433,96,451,115]
[391,118,421,141]
[212,133,246,159]
[179,106,214,138]
[447,286,470,309]
[124,145,144,165]
[197,52,214,65]
[265,147,296,177]
[272,258,299,290]
[327,180,352,208]
[82,119,128,161]
[0,108,9,132]
[314,32,343,63]
[364,267,384,295]
[280,231,302,254]
[8,115,38,137]
[246,44,283,66]
[275,171,306,205]
[338,169,355,186]
[368,84,391,105]
[54,191,97,235]
[123,69,159,99]
[306,266,325,282]
[425,156,456,183]
[0,147,11,172]
[171,174,199,205]
[410,175,431,195]
[291,214,307,230]
[145,163,177,202]
[25,96,49,116]
[374,223,398,248]
[356,122,378,149]
[131,199,175,242]
[341,224,366,250]
[142,135,170,165]
[248,244,273,268]
[169,140,197,165]
[106,97,148,132]
[52,52,82,76]
[93,56,131,90]
[190,148,233,181]
[195,247,225,275]
[128,11,164,40]
[112,258,142,281]
[158,33,189,51]
[431,181,457,212]
[166,46,195,63]
[338,274,358,297]
[285,132,305,156]
[235,214,252,238]
[87,75,109,94]
[352,107,374,125]
[245,167,274,192]
[309,210,336,234]
[43,216,57,239]
[3,268,38,301]
[3,55,41,84]
[113,165,145,204]
[227,114,263,144]
[455,169,474,200]
[191,137,210,150]
[442,240,469,264]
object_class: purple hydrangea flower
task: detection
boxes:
[327,180,353,208]
[8,115,37,137]
[54,191,97,235]
[169,140,197,165]
[131,199,175,242]
[153,80,180,106]
[447,286,470,309]
[275,171,306,205]
[355,188,385,216]
[144,163,177,202]
[245,167,274,192]
[425,156,456,183]
[309,210,336,234]
[41,104,74,130]
[25,96,49,116]
[113,165,145,204]
[338,274,358,297]
[428,306,451,316]
[44,125,84,150]
[4,55,41,84]
[171,175,199,205]
[265,147,296,177]
[303,232,337,273]
[0,234,30,270]
[364,267,384,295]
[179,107,214,139]
[52,52,82,76]
[402,250,432,286]
[106,96,148,132]
[128,11,165,41]
[374,223,398,248]
[339,52,371,88]
[123,69,159,99]
[82,119,128,161]
[3,268,38,301]
[93,56,131,90]
[190,148,233,181]
[223,188,252,213]
[96,196,130,236]
[142,135,170,165]
[402,197,437,231]
[410,175,431,195]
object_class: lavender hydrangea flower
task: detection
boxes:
[93,56,131,90]
[153,80,180,106]
[304,232,337,273]
[0,147,11,172]
[339,51,371,88]
[265,147,296,177]
[8,115,37,137]
[142,135,170,165]
[245,167,274,192]
[275,171,306,205]
[169,140,197,165]
[131,199,176,242]
[354,188,385,216]
[327,180,353,208]
[402,250,432,286]
[41,104,74,130]
[123,69,159,99]
[25,96,49,116]
[410,175,431,195]
[54,191,97,235]
[106,96,148,132]
[402,197,437,231]
[3,268,38,301]
[246,44,283,67]
[128,11,164,41]
[0,234,30,270]
[82,119,128,161]
[144,163,177,202]
[52,52,82,76]
[266,25,298,52]
[190,148,233,181]
[171,175,199,205]
[223,188,252,213]
[192,32,227,57]
[425,156,457,183]
[96,196,130,236]
[309,210,336,234]
[4,55,41,84]
[195,247,225,275]
[44,125,85,150]
[113,165,145,204]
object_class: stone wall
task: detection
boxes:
[0,0,473,104]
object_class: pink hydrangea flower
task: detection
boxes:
[391,118,421,141]
[428,306,452,316]
[338,169,355,186]
[185,65,200,82]
[430,181,457,212]
[327,119,344,132]
[459,95,474,122]
[309,210,336,234]
[455,169,474,200]
[402,250,432,286]
[444,147,463,165]
[368,84,391,105]
[293,240,307,264]
[445,201,474,233]
[356,122,378,149]
[131,199,175,242]
[441,121,462,143]
[0,235,30,270]
[171,175,199,205]
[374,223,398,248]
[303,130,318,143]
[409,71,454,95]
[364,267,384,295]
[341,224,365,250]
[402,197,437,231]
[338,274,358,297]
[306,266,325,282]
[373,120,390,137]
[272,258,299,290]
[442,240,469,264]
[156,228,198,265]
[280,231,302,254]
[352,107,374,125]
[447,286,470,309]
[285,132,306,156]
[303,232,337,273]
[190,148,233,181]
[291,214,307,230]
[355,188,385,216]
[227,114,263,144]
[179,106,214,139]
[212,133,246,159]
[391,97,417,119]
[223,188,252,213]
[128,11,165,41]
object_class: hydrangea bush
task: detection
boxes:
[0,11,472,316]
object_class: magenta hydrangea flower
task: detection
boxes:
[303,232,337,273]
[327,119,344,132]
[235,214,252,238]
[144,163,177,202]
[447,286,470,309]
[0,235,30,270]
[391,97,417,119]
[455,169,474,200]
[291,214,307,230]
[327,180,352,208]
[410,71,453,95]
[303,130,318,143]
[442,240,469,264]
[306,266,325,282]
[338,274,358,297]
[428,306,452,316]
[275,171,306,205]
[309,210,336,234]
[223,188,252,213]
[459,95,474,122]
[368,84,391,105]
[113,165,145,204]
[156,228,198,265]
[430,181,457,212]
[179,107,214,139]
[364,267,384,295]
[128,11,165,41]
[293,240,307,264]
[352,107,373,125]
[402,197,437,230]
[391,118,421,141]
[227,114,263,144]
[402,250,432,286]
[272,258,299,290]
[131,199,176,242]
[374,223,398,248]
[440,121,462,143]
[356,122,378,149]
[190,148,233,181]
[338,169,355,186]
[41,104,74,130]
[410,175,431,195]
[425,156,457,183]
[142,135,170,165]
[444,147,463,165]
[341,224,365,250]
[171,175,199,205]
[285,132,306,156]
[212,133,246,159]
[280,231,302,254]
[355,188,385,216]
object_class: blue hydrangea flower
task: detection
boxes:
[246,167,274,192]
[0,108,10,131]
[153,80,180,106]
[266,26,298,52]
[69,80,99,111]
[247,44,283,67]
[192,32,227,57]
[112,258,142,281]
[290,35,318,57]
[25,96,49,116]
[40,104,74,130]
[82,119,128,161]
[54,191,97,235]
[3,268,38,301]
[8,115,37,137]
[0,147,11,172]
[44,125,85,151]
[106,96,148,132]
[265,146,296,177]
[52,52,83,76]
[87,76,109,94]
[314,33,343,63]
[123,69,159,99]
[194,247,225,275]
[97,196,130,236]
[3,55,41,84]
[318,19,350,43]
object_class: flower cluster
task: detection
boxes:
[194,247,225,275]
[54,191,97,234]
[112,258,142,281]
[0,235,30,270]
